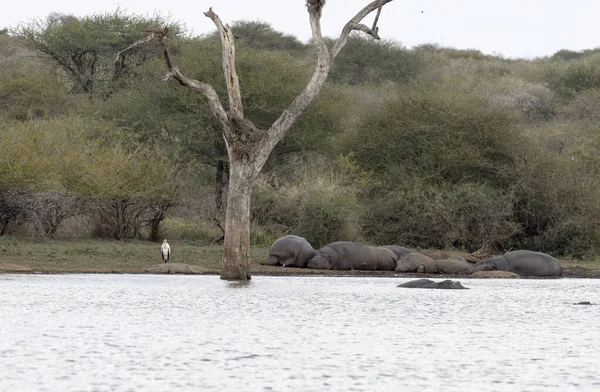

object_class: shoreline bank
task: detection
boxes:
[1,263,599,278]
[1,238,599,278]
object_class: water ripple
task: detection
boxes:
[0,275,599,391]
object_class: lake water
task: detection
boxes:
[0,274,599,391]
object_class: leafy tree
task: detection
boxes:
[0,117,181,239]
[229,21,307,52]
[14,10,177,95]
[0,61,81,121]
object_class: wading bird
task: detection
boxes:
[161,240,171,263]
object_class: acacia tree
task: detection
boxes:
[15,10,175,95]
[124,0,395,280]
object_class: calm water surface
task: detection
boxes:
[1,274,599,391]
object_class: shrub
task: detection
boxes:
[485,80,557,121]
[296,180,363,248]
[550,49,584,62]
[251,171,363,248]
[543,58,600,101]
[341,85,525,186]
[363,180,518,250]
[329,35,421,85]
[560,88,600,121]
[508,149,600,254]
[0,117,181,239]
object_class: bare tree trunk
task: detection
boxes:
[221,159,256,280]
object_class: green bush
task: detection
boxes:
[342,85,525,186]
[543,58,600,101]
[0,117,181,240]
[508,149,600,254]
[550,49,584,62]
[329,35,421,85]
[296,181,363,248]
[251,171,363,248]
[363,180,518,250]
[0,66,79,121]
[559,88,600,121]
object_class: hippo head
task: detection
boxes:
[307,251,333,270]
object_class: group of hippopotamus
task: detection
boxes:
[262,235,563,277]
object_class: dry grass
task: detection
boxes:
[0,237,244,273]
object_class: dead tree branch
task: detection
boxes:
[113,33,157,79]
[331,0,393,58]
[204,8,244,121]
[115,27,232,140]
[254,0,394,172]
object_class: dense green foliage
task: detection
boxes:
[2,10,600,257]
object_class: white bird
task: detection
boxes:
[161,239,171,263]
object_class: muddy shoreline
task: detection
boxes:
[1,263,599,278]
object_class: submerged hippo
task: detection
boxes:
[369,246,398,271]
[473,250,562,277]
[261,235,316,268]
[307,241,377,270]
[397,279,468,289]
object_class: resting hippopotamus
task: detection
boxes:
[436,256,474,275]
[397,279,468,289]
[307,241,377,270]
[395,253,438,273]
[473,250,562,277]
[382,245,412,259]
[369,246,398,271]
[261,235,315,268]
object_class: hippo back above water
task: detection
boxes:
[474,250,562,277]
[262,235,315,268]
[307,241,378,270]
[369,246,398,271]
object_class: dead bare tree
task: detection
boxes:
[121,0,395,280]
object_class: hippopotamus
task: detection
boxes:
[436,256,474,275]
[397,279,468,289]
[473,250,563,277]
[395,252,438,273]
[261,235,315,268]
[369,246,398,271]
[307,241,378,270]
[382,245,412,259]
